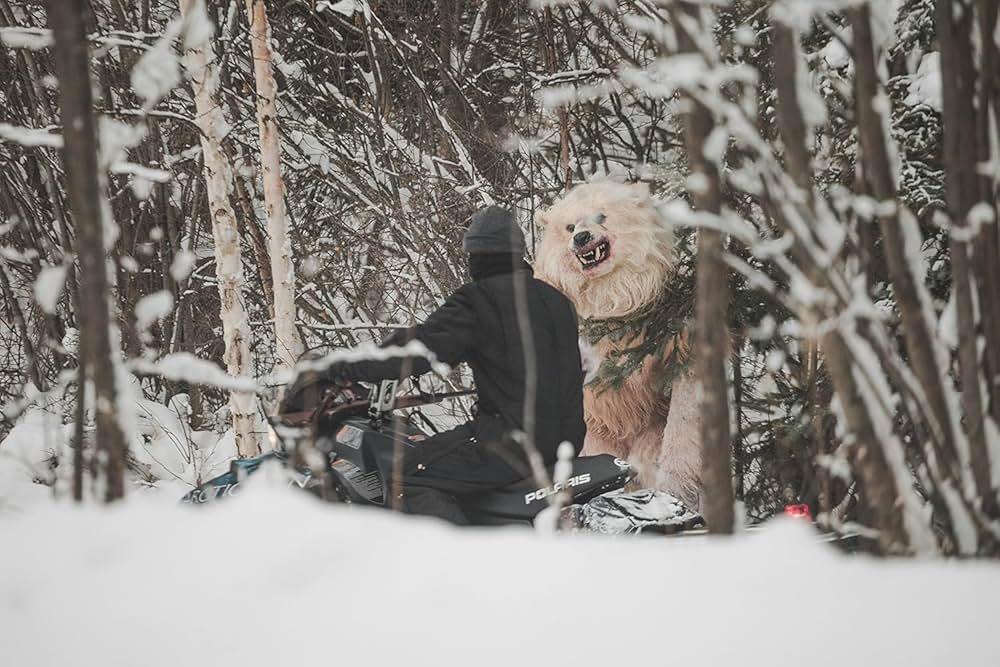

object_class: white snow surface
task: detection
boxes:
[1,487,998,667]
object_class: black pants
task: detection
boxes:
[394,423,525,525]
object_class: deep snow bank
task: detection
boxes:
[1,488,998,667]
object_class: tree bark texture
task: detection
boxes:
[935,0,996,516]
[180,0,259,457]
[0,261,44,390]
[46,0,127,501]
[973,0,1000,429]
[233,171,276,315]
[542,7,572,192]
[850,6,961,483]
[675,4,734,534]
[245,0,301,371]
[771,22,914,552]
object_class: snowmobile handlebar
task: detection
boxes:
[271,382,475,429]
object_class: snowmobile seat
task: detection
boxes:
[460,454,635,523]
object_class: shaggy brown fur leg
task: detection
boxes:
[581,431,629,459]
[654,370,704,510]
[624,425,670,485]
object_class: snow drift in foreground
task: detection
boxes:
[1,488,998,667]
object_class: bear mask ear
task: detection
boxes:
[534,211,550,231]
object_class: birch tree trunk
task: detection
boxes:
[46,0,127,500]
[674,4,734,534]
[245,0,301,371]
[180,0,259,457]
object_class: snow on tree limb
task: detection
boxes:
[131,18,183,108]
[33,264,66,315]
[0,123,63,148]
[0,27,51,50]
[130,353,259,393]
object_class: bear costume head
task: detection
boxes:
[533,181,676,320]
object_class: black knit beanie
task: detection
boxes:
[462,206,526,255]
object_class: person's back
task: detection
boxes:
[295,205,586,523]
[460,267,585,467]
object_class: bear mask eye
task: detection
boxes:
[565,224,575,232]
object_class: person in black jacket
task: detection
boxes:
[291,206,586,524]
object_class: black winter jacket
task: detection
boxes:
[334,267,586,468]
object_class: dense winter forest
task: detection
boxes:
[3,0,1000,664]
[1,0,1000,559]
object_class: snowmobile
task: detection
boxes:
[180,377,704,535]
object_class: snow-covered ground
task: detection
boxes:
[1,483,998,667]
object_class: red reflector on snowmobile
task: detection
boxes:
[783,503,811,519]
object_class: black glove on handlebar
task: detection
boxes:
[279,365,351,415]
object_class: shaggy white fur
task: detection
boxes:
[535,182,676,320]
[534,181,703,508]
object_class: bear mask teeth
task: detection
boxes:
[576,239,610,269]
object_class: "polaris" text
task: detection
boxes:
[524,473,592,504]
